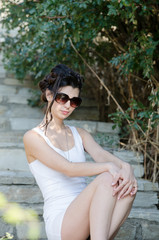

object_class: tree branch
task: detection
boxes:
[41,15,67,20]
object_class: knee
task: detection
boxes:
[94,172,113,189]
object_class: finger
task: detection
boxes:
[113,180,128,195]
[121,184,133,199]
[112,173,120,186]
[130,185,138,196]
[117,183,131,199]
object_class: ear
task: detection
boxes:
[45,89,53,102]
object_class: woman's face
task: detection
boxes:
[48,86,80,120]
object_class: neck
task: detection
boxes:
[41,115,65,132]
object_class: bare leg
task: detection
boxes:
[61,172,135,240]
[108,195,135,239]
[90,181,117,240]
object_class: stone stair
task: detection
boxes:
[0,52,159,240]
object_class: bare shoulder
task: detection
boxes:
[76,127,93,140]
[23,129,41,146]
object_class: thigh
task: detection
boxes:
[61,172,113,240]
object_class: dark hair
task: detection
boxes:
[39,64,84,129]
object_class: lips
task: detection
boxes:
[61,110,69,115]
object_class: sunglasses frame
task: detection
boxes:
[55,92,82,108]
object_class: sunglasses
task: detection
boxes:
[55,92,82,108]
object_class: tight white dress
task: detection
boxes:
[29,126,87,240]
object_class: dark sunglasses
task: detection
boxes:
[55,92,82,108]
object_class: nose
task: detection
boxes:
[64,100,71,108]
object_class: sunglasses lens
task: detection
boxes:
[55,93,68,104]
[70,97,82,108]
[55,93,82,108]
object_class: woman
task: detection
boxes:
[23,64,137,240]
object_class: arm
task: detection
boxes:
[23,130,118,178]
[77,128,137,198]
[77,127,125,167]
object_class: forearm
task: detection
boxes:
[95,150,128,169]
[65,161,110,177]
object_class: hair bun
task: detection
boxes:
[39,73,57,93]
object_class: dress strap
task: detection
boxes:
[67,126,84,152]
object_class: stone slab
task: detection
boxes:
[0,84,35,104]
[69,107,99,121]
[113,149,144,163]
[129,208,159,223]
[85,154,144,178]
[0,148,30,171]
[0,68,6,78]
[10,118,41,131]
[16,221,47,239]
[0,185,43,203]
[0,218,14,238]
[0,105,8,115]
[0,171,35,185]
[0,84,16,95]
[0,131,24,141]
[4,78,33,88]
[6,105,43,118]
[0,117,11,131]
[21,203,43,216]
[133,191,158,208]
[86,176,159,192]
[97,122,119,134]
[94,132,119,147]
[0,131,24,147]
[114,219,136,240]
[65,120,97,133]
[138,179,159,192]
[142,222,159,239]
[132,163,144,178]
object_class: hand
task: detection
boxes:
[107,162,120,178]
[112,162,137,199]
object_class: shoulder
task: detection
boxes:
[76,127,93,141]
[23,129,42,145]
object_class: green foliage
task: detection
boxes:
[0,0,158,181]
[0,232,13,240]
[109,89,159,139]
[0,0,159,81]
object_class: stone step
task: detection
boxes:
[0,148,29,171]
[0,131,24,147]
[0,184,157,208]
[1,171,157,190]
[0,146,144,174]
[86,155,144,178]
[0,171,158,208]
[0,66,6,78]
[129,208,159,223]
[0,104,43,119]
[0,117,42,131]
[0,84,36,105]
[113,149,143,164]
[1,77,34,88]
[1,208,159,240]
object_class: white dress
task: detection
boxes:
[29,126,87,240]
